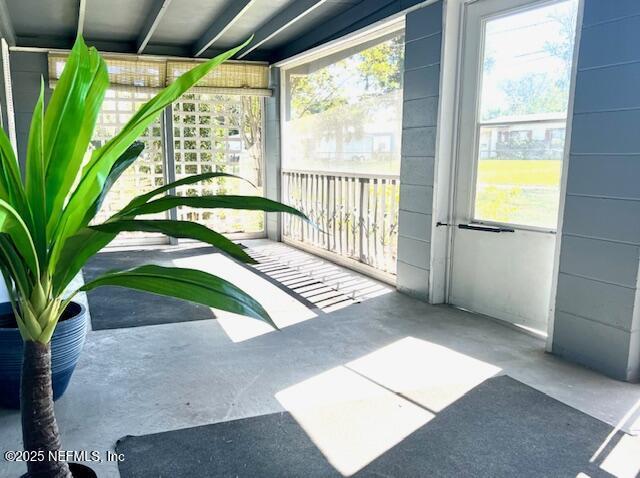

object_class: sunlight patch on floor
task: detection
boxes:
[599,433,640,478]
[276,337,502,476]
[346,337,501,412]
[276,365,434,476]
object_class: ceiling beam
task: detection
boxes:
[193,0,257,57]
[0,0,16,46]
[136,0,173,54]
[77,0,87,36]
[237,0,328,59]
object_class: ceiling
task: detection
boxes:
[0,0,423,63]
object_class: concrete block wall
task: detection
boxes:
[396,0,443,300]
[264,66,282,241]
[9,51,50,166]
[552,0,640,382]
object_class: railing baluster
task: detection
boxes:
[280,169,399,277]
[358,177,365,263]
[373,178,379,269]
[389,178,398,274]
[380,178,387,272]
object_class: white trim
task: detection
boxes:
[1,38,16,152]
[77,0,87,37]
[273,0,442,69]
[429,0,463,304]
[546,0,585,351]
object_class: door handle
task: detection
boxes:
[458,223,514,233]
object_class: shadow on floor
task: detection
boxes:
[84,246,217,330]
[116,375,620,478]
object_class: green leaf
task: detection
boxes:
[0,198,40,278]
[122,172,253,213]
[51,228,115,296]
[127,195,312,223]
[80,264,275,327]
[81,141,145,226]
[44,36,109,236]
[51,38,252,261]
[0,233,31,297]
[0,127,29,218]
[25,78,47,264]
[90,219,257,264]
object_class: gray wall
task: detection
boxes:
[9,51,50,166]
[264,66,282,241]
[396,0,443,300]
[552,0,640,382]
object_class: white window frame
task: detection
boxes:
[464,0,579,234]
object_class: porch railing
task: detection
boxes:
[282,169,400,276]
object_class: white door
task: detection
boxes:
[449,0,579,333]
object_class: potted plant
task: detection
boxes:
[0,299,87,409]
[0,35,306,477]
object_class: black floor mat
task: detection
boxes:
[84,247,217,330]
[116,376,622,477]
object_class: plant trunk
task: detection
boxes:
[21,341,71,478]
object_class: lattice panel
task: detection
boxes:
[91,88,167,240]
[173,93,264,234]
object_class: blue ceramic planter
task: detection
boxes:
[0,301,87,409]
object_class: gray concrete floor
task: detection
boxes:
[1,239,639,477]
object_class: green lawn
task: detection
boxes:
[475,159,561,229]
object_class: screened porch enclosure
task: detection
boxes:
[281,25,405,278]
[48,55,271,244]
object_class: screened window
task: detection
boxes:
[474,0,578,229]
[173,93,264,234]
[283,29,405,175]
[281,26,404,276]
[91,88,167,240]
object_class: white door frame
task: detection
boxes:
[428,0,584,342]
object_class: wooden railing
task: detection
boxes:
[282,169,400,275]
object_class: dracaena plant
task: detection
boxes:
[0,35,306,477]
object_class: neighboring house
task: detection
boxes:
[478,112,567,160]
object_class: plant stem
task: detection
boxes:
[20,341,71,478]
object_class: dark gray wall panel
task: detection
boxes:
[398,210,432,242]
[396,0,442,300]
[553,312,635,382]
[399,184,434,213]
[559,235,639,288]
[555,273,636,331]
[400,155,435,187]
[396,259,430,300]
[401,126,437,157]
[582,0,640,28]
[397,236,430,270]
[566,155,640,199]
[405,0,442,41]
[403,97,439,128]
[570,110,640,155]
[573,62,640,113]
[404,34,442,70]
[562,195,640,244]
[553,0,640,382]
[403,65,440,101]
[578,15,640,69]
[9,52,50,166]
